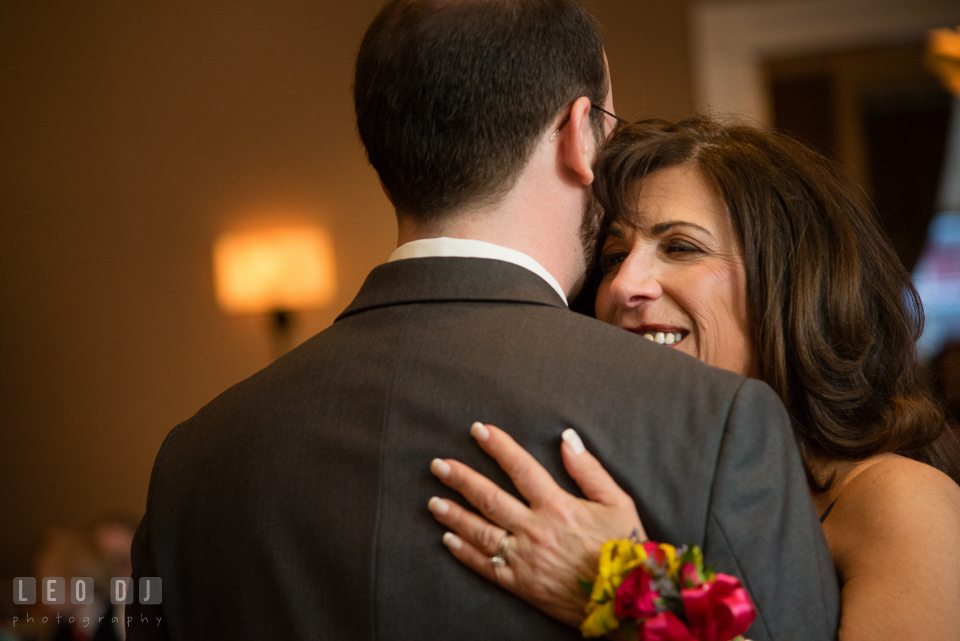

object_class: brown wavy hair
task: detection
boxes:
[589,116,960,489]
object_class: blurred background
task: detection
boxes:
[1,0,958,632]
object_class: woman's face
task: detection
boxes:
[594,164,757,377]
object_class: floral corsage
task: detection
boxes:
[579,534,756,641]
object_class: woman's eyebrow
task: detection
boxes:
[650,220,714,238]
[605,225,628,239]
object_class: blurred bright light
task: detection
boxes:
[914,211,960,360]
[212,226,337,315]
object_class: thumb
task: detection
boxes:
[560,429,632,508]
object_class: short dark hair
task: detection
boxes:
[590,116,960,488]
[354,0,607,221]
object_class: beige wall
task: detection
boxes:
[597,0,694,121]
[0,1,694,576]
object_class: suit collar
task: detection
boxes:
[336,257,568,322]
[388,238,567,304]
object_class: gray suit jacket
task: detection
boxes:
[129,257,840,641]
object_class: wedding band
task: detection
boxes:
[490,534,510,567]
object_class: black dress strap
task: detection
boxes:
[819,498,838,523]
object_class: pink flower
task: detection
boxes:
[641,612,696,641]
[682,573,756,641]
[680,562,700,588]
[643,540,667,564]
[614,567,659,620]
[636,575,757,641]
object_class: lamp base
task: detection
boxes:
[269,309,294,360]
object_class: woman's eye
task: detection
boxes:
[599,251,626,272]
[664,239,702,255]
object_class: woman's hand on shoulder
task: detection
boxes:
[828,455,960,641]
[428,422,644,628]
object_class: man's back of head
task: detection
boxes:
[354,0,608,223]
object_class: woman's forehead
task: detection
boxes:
[621,167,727,223]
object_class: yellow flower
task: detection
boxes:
[629,542,649,570]
[581,601,619,637]
[590,539,647,603]
[660,543,681,580]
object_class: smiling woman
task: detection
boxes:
[594,164,754,377]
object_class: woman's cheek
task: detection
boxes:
[680,262,751,375]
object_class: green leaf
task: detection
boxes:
[621,619,639,641]
[659,595,687,621]
[703,563,717,582]
[690,546,704,572]
[578,577,595,597]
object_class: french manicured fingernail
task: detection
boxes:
[471,422,490,441]
[562,428,585,455]
[442,532,462,551]
[428,496,449,515]
[431,458,451,478]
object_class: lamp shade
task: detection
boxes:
[213,225,337,315]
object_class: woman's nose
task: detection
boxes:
[608,255,663,309]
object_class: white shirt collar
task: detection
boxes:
[388,237,568,305]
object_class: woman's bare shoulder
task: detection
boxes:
[828,455,960,639]
[824,454,960,579]
[839,454,960,526]
[831,455,960,547]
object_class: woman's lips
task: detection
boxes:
[624,326,689,346]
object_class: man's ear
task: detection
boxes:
[559,96,596,186]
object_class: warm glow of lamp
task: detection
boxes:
[213,225,337,315]
[928,26,960,97]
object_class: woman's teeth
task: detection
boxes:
[642,331,682,345]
